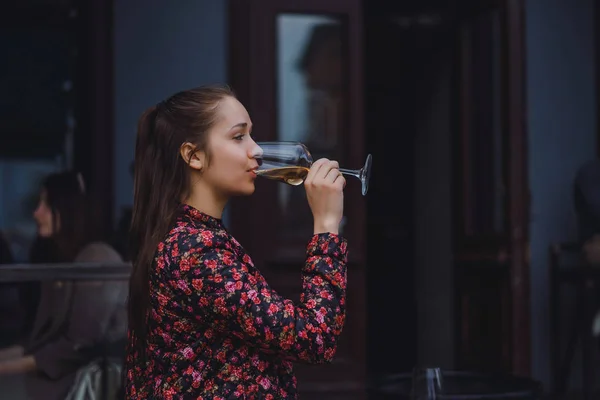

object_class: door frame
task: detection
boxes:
[596,0,600,156]
[227,0,368,389]
[503,0,530,377]
[227,0,366,266]
[453,0,530,376]
[74,0,114,238]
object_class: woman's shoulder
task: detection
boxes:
[166,223,233,255]
[75,241,123,263]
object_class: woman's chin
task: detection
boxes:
[37,230,53,238]
[229,183,256,197]
[242,184,256,196]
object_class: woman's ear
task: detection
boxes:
[180,142,204,171]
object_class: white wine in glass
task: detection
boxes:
[255,141,372,196]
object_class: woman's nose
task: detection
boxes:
[33,205,42,219]
[249,143,263,159]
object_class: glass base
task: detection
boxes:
[360,154,372,196]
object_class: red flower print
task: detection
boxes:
[158,293,168,306]
[285,303,294,314]
[320,290,331,300]
[225,281,236,293]
[248,274,257,285]
[180,257,192,271]
[204,259,218,270]
[191,279,203,291]
[200,230,213,245]
[124,204,348,399]
[171,244,180,258]
[182,347,195,360]
[222,252,234,266]
[176,280,192,295]
[256,376,272,390]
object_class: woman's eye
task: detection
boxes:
[234,134,244,141]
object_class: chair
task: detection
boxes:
[549,241,599,400]
[64,338,126,400]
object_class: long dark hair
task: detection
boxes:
[128,84,235,359]
[30,171,92,263]
[0,232,13,264]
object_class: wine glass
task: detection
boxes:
[255,141,372,196]
[410,367,444,399]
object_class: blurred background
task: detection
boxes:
[0,0,599,398]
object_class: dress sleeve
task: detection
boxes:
[170,232,348,364]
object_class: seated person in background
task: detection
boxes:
[0,231,12,264]
[573,158,600,262]
[0,231,22,346]
[0,171,127,400]
[573,159,600,338]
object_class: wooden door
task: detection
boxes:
[227,0,367,395]
[453,0,529,376]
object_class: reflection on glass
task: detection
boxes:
[255,141,371,195]
[277,14,345,241]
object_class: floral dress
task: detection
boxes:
[124,204,348,399]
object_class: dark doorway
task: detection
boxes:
[228,0,529,395]
[364,0,529,382]
[364,0,457,380]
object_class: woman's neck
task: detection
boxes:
[183,185,227,219]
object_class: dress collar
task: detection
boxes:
[178,203,224,229]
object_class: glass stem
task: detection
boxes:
[339,167,361,180]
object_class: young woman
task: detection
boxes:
[125,85,348,399]
[0,171,127,400]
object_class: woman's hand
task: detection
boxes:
[0,355,36,375]
[304,158,345,235]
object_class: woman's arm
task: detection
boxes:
[0,354,35,374]
[26,282,123,379]
[172,232,348,364]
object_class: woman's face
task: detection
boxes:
[198,96,263,197]
[33,190,56,237]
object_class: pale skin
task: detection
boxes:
[33,189,55,238]
[0,350,36,374]
[179,95,345,234]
